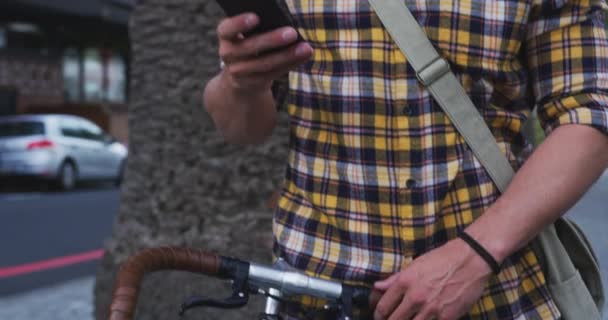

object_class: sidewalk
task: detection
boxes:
[0,276,94,320]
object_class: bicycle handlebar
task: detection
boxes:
[108,247,379,320]
[109,247,222,320]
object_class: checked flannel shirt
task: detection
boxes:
[271,0,608,318]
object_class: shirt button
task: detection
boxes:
[401,106,413,116]
[406,178,418,189]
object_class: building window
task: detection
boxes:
[107,54,126,103]
[62,48,128,104]
[63,48,80,102]
[84,48,103,101]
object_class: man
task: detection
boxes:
[204,0,608,319]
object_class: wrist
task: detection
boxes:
[218,69,272,99]
[458,231,502,275]
[448,238,494,278]
[204,72,277,145]
[464,222,512,264]
[205,72,268,115]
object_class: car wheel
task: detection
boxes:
[57,161,77,191]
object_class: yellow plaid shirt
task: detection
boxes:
[272,0,608,318]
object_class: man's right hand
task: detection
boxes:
[217,12,313,94]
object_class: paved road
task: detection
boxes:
[0,185,119,295]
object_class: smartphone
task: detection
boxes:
[215,0,302,40]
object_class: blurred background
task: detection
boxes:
[0,0,131,142]
[0,0,133,319]
[0,1,606,320]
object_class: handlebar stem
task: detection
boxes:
[249,263,343,300]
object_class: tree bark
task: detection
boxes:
[93,1,289,319]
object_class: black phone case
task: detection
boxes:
[215,0,301,39]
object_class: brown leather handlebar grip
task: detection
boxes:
[108,247,221,320]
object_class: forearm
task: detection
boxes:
[466,124,608,263]
[204,71,278,145]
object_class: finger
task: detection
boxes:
[412,305,438,320]
[374,273,399,291]
[369,289,384,311]
[221,27,300,63]
[217,13,259,40]
[229,42,312,76]
[387,295,421,320]
[373,285,405,320]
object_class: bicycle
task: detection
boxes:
[108,247,381,320]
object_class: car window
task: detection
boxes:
[79,120,104,141]
[60,118,83,138]
[0,121,45,137]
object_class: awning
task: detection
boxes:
[0,0,134,26]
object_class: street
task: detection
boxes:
[0,173,606,319]
[0,185,119,295]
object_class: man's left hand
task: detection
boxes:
[372,238,494,320]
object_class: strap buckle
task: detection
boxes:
[416,57,450,87]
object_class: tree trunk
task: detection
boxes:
[93,1,289,319]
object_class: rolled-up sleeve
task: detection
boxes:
[527,0,608,135]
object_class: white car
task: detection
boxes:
[0,114,128,190]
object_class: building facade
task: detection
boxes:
[0,0,133,143]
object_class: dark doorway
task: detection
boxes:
[0,87,17,116]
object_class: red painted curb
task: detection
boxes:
[0,249,105,279]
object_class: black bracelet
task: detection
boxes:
[458,232,501,275]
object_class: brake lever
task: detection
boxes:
[179,293,248,315]
[179,259,250,317]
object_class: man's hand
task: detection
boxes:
[217,12,313,94]
[204,13,313,145]
[373,239,493,320]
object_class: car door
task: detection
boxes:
[79,119,116,178]
[57,117,93,178]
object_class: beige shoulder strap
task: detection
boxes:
[367,0,514,192]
